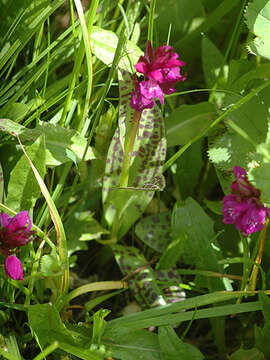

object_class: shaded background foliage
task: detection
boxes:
[0,0,270,359]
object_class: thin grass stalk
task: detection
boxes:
[248,221,268,291]
[147,0,156,44]
[209,0,249,102]
[16,136,69,296]
[60,0,99,127]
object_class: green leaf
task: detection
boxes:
[158,325,204,360]
[6,134,46,212]
[65,211,109,243]
[28,303,71,347]
[92,309,111,345]
[254,292,270,357]
[171,197,224,291]
[0,103,30,122]
[165,102,217,147]
[246,0,270,38]
[157,236,186,270]
[155,0,205,44]
[248,36,270,59]
[102,326,162,360]
[245,0,270,59]
[135,212,171,253]
[90,26,142,72]
[40,252,62,277]
[5,335,22,360]
[0,118,96,167]
[208,131,255,171]
[202,36,224,88]
[224,94,268,144]
[229,347,264,360]
[175,139,204,199]
[248,163,270,205]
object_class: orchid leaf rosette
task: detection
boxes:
[222,166,270,236]
[130,40,186,112]
[0,211,34,280]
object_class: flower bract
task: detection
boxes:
[4,255,23,280]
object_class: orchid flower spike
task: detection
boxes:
[130,41,186,112]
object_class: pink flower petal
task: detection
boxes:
[8,211,32,233]
[0,213,10,228]
[139,80,164,104]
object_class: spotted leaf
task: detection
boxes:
[135,212,171,253]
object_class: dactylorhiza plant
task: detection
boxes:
[222,166,270,236]
[130,40,186,112]
[0,211,34,280]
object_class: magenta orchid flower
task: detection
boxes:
[0,211,34,280]
[130,41,186,112]
[222,166,270,236]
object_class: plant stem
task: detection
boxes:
[248,221,267,291]
[119,111,141,187]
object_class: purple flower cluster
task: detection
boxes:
[130,41,186,112]
[222,166,269,236]
[0,211,34,280]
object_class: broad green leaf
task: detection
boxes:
[204,199,223,215]
[90,26,142,72]
[28,303,71,347]
[40,252,63,277]
[172,197,224,291]
[135,212,171,253]
[248,163,270,205]
[28,303,105,359]
[248,36,270,59]
[254,292,270,357]
[175,139,204,199]
[158,325,204,360]
[5,335,22,360]
[155,0,205,44]
[165,102,217,147]
[226,59,254,88]
[224,94,268,144]
[245,0,270,37]
[6,135,46,212]
[0,103,30,122]
[65,211,109,244]
[103,326,162,360]
[157,236,186,270]
[202,36,224,88]
[245,0,270,59]
[0,118,96,167]
[58,342,104,360]
[229,347,264,360]
[208,131,255,171]
[103,69,167,238]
